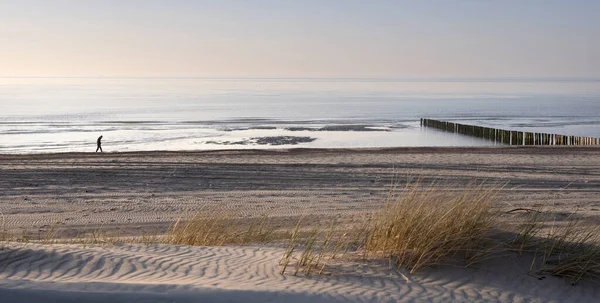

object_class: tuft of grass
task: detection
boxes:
[511,209,545,256]
[0,211,7,251]
[364,181,500,273]
[41,221,61,245]
[511,211,600,284]
[280,181,501,276]
[279,215,304,274]
[165,212,274,246]
[279,216,366,276]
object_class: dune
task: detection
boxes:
[1,242,597,303]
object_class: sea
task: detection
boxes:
[1,77,599,153]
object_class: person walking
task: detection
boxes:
[96,135,103,152]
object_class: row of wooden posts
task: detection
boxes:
[420,118,600,146]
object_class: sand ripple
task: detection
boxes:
[1,243,598,302]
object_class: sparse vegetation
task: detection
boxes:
[165,213,275,246]
[278,180,600,284]
[279,180,500,275]
[512,210,600,284]
[0,211,7,251]
[3,180,600,284]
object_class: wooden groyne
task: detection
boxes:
[420,118,600,146]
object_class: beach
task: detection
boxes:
[4,0,600,301]
[2,146,600,302]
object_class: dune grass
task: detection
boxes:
[279,180,500,275]
[278,181,600,284]
[0,211,7,251]
[512,210,600,284]
[165,212,275,246]
[278,216,367,276]
[3,180,600,284]
[364,181,499,273]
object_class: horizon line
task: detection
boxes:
[1,76,600,83]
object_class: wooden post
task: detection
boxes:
[419,118,600,146]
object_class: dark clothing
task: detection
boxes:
[96,136,103,153]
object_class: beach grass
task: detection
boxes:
[4,181,600,284]
[165,212,275,246]
[363,180,499,273]
[278,180,500,275]
[277,181,600,284]
[512,210,600,284]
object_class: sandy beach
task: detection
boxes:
[2,146,600,302]
[4,0,600,301]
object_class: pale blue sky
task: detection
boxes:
[1,0,598,77]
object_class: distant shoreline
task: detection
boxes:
[2,145,598,158]
[1,144,598,157]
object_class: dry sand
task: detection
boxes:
[1,146,600,302]
[1,243,598,303]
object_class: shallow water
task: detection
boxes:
[1,77,599,153]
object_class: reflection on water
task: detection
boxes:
[1,78,599,153]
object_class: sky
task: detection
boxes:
[0,0,599,78]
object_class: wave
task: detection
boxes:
[285,125,392,132]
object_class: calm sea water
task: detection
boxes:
[1,77,599,153]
